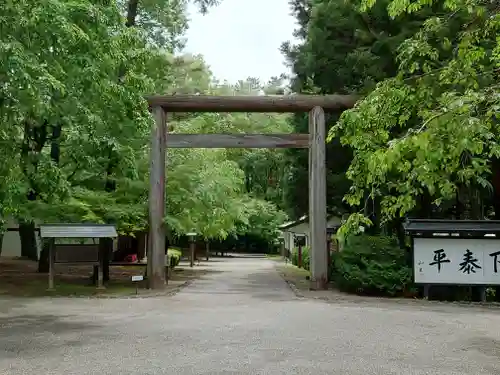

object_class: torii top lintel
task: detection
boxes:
[145,94,358,113]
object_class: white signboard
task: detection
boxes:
[414,238,500,285]
[131,275,144,282]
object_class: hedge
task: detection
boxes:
[331,235,412,296]
[290,246,311,270]
[167,248,182,269]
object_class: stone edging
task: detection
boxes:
[277,267,500,310]
[41,279,195,299]
[284,280,301,296]
[283,278,306,299]
[97,279,195,299]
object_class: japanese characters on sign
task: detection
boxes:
[413,238,500,284]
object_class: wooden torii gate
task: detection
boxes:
[145,95,357,290]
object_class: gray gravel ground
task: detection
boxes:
[1,255,500,375]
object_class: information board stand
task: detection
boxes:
[404,219,500,302]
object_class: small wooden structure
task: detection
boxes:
[40,224,118,291]
[145,94,358,290]
[279,215,341,253]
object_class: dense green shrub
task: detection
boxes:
[331,235,412,296]
[290,248,298,265]
[302,246,310,270]
[168,248,182,269]
[290,246,310,270]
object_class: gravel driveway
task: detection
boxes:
[1,255,500,374]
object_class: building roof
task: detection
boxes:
[39,224,118,238]
[278,215,308,230]
[404,219,500,235]
[279,215,341,231]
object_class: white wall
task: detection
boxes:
[282,216,341,250]
[282,222,309,249]
[284,232,295,251]
[1,217,42,258]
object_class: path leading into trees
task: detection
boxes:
[1,255,500,374]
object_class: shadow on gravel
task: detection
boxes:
[276,264,500,315]
[0,314,101,335]
[0,314,107,358]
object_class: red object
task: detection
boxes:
[124,254,138,263]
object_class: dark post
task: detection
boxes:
[187,232,197,268]
[47,238,55,291]
[298,243,303,268]
[148,106,167,289]
[327,236,332,278]
[190,241,195,267]
[97,238,106,290]
[309,106,328,289]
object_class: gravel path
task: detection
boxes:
[1,255,500,374]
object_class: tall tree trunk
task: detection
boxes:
[19,220,38,261]
[92,237,113,285]
[38,125,62,272]
[126,0,139,27]
[417,191,433,219]
[245,165,251,193]
[100,148,118,282]
[390,217,406,249]
[95,0,141,283]
[19,121,48,262]
[455,188,465,219]
[100,237,112,282]
[363,193,380,235]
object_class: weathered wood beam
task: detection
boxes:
[166,134,309,148]
[145,95,358,113]
[148,106,167,289]
[308,106,328,290]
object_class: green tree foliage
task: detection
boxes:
[0,0,288,264]
[281,0,425,219]
[1,0,156,260]
[333,0,500,236]
[290,245,310,270]
[168,78,290,242]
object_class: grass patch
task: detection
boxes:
[0,279,137,297]
[276,263,311,291]
[265,254,283,260]
[0,258,213,298]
